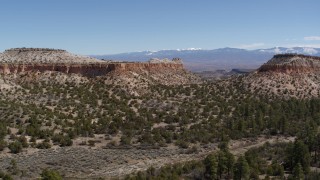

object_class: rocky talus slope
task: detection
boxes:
[243,54,320,99]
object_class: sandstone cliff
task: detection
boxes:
[0,48,185,77]
[258,54,320,73]
[0,62,184,77]
[243,54,320,99]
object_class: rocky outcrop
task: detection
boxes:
[242,54,320,99]
[0,63,110,77]
[148,58,182,64]
[0,48,100,64]
[5,48,67,52]
[111,62,184,73]
[0,48,186,77]
[259,54,320,73]
[0,62,184,77]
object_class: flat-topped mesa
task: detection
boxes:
[5,48,67,53]
[258,53,320,73]
[148,57,183,64]
[0,47,100,64]
[0,48,185,77]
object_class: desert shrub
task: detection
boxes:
[0,140,7,151]
[8,141,22,154]
[18,136,28,148]
[40,169,62,180]
[52,134,73,147]
[36,141,52,149]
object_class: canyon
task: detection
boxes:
[0,49,320,179]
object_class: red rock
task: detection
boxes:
[259,54,320,73]
[0,62,185,77]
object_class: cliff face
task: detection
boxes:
[259,54,320,73]
[0,62,184,77]
[0,48,185,77]
[0,48,200,97]
[111,62,184,73]
[242,54,320,99]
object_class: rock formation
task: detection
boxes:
[0,48,186,77]
[258,54,320,73]
[0,48,201,96]
[0,48,100,64]
[243,54,320,99]
[148,57,182,64]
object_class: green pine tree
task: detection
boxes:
[205,154,218,179]
[233,156,250,180]
[292,163,304,180]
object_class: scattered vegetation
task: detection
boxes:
[0,69,320,178]
[128,137,320,179]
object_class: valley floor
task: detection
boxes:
[0,135,294,179]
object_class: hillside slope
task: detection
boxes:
[0,50,320,179]
[243,54,320,99]
[0,48,200,95]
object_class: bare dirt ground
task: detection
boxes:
[0,136,294,179]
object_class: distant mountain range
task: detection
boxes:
[92,47,320,72]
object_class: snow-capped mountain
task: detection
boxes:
[92,47,320,72]
[257,47,319,55]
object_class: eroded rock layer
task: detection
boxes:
[242,54,320,99]
[0,62,184,77]
[0,48,185,77]
[259,54,320,73]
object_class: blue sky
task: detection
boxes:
[0,0,320,55]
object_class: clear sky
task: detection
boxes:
[0,0,320,55]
